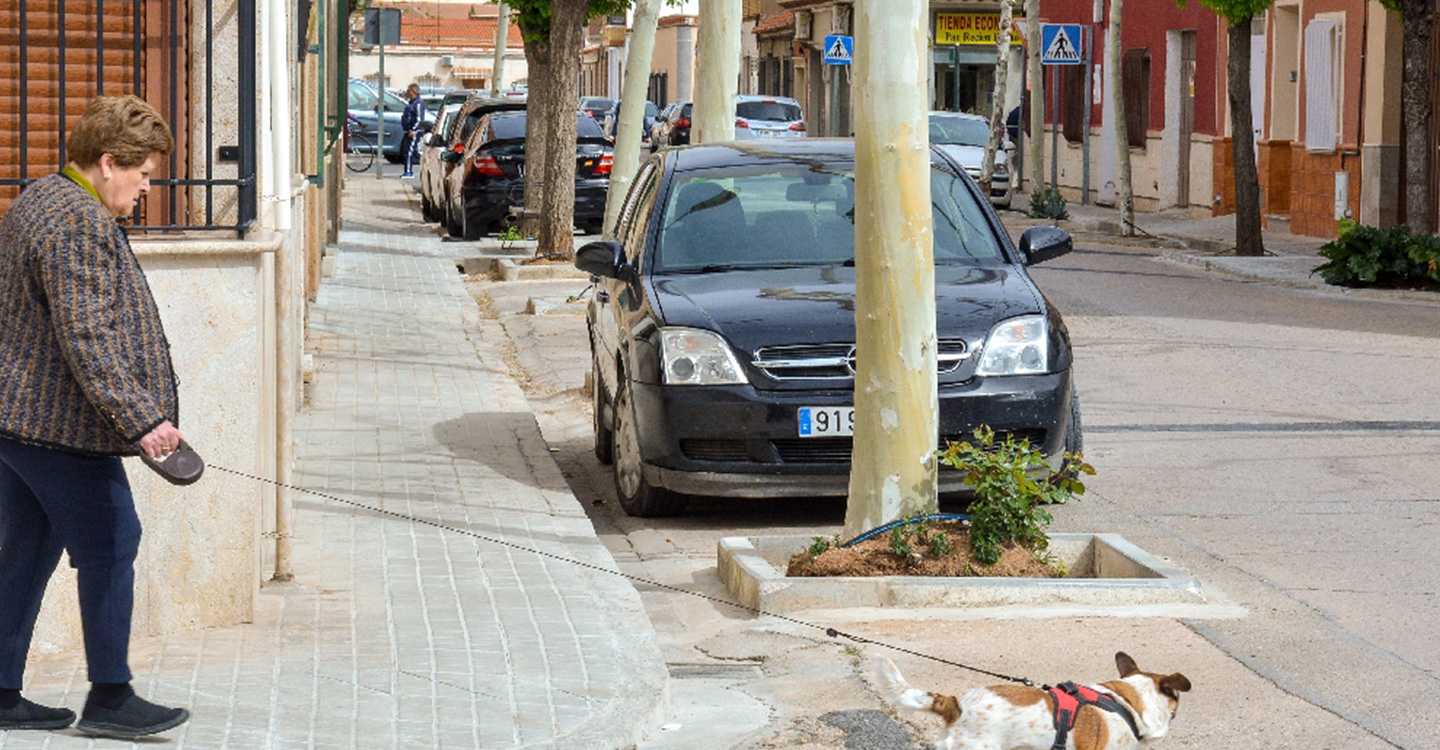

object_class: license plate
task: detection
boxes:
[798,406,854,437]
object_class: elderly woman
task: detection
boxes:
[0,95,190,738]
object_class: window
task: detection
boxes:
[1122,49,1150,149]
[1303,17,1341,152]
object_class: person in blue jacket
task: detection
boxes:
[400,83,426,178]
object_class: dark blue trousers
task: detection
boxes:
[0,436,139,688]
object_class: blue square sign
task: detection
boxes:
[1040,24,1083,65]
[824,34,853,66]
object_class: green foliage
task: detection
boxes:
[937,426,1094,566]
[504,0,638,45]
[888,527,915,561]
[1311,219,1440,290]
[807,535,837,560]
[1177,0,1274,24]
[1029,186,1069,221]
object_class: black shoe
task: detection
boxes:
[76,692,189,738]
[0,697,76,730]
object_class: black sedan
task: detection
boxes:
[444,111,613,239]
[577,139,1081,517]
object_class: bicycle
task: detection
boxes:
[344,117,375,173]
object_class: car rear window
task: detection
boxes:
[929,116,991,147]
[487,113,607,140]
[583,98,614,110]
[736,100,802,122]
[656,162,1002,271]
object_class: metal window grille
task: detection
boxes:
[0,0,257,234]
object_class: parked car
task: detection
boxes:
[579,96,615,123]
[347,78,407,162]
[419,101,464,221]
[732,94,807,138]
[576,139,1080,516]
[444,111,613,240]
[651,101,692,150]
[928,111,1015,209]
[602,99,660,148]
[429,95,527,227]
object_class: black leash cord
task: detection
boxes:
[211,463,1035,687]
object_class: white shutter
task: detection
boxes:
[1303,19,1338,152]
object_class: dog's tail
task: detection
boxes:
[875,657,956,720]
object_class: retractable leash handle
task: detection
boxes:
[139,439,205,486]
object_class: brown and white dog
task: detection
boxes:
[877,652,1191,750]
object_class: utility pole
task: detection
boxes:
[603,0,661,233]
[845,0,938,540]
[693,0,740,143]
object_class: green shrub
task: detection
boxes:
[937,426,1093,566]
[1029,186,1069,221]
[1312,219,1440,290]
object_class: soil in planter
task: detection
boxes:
[786,521,1067,579]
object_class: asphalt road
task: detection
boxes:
[467,229,1440,749]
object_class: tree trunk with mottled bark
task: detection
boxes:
[1110,0,1135,235]
[604,0,662,233]
[980,0,1014,195]
[1227,18,1264,255]
[1400,0,1435,235]
[1025,0,1044,199]
[532,0,588,257]
[518,16,548,238]
[845,0,938,541]
[693,0,740,144]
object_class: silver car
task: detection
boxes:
[929,111,1015,209]
[733,94,806,138]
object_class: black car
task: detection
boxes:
[651,101,692,150]
[430,95,526,228]
[445,111,613,239]
[577,139,1080,516]
[602,99,660,147]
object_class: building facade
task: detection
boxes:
[348,2,528,93]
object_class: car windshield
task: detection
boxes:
[655,162,1002,272]
[929,116,990,147]
[737,100,802,122]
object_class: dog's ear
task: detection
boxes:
[1115,652,1141,678]
[1159,673,1191,699]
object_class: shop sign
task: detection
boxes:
[935,13,1024,47]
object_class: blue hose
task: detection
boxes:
[840,513,970,548]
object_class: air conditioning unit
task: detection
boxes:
[440,55,454,67]
[794,11,811,41]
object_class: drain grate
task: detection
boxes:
[667,662,764,680]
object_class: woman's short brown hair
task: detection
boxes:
[66,95,174,168]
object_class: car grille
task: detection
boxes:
[680,439,750,462]
[752,340,971,381]
[769,430,1047,465]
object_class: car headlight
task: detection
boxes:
[976,315,1048,376]
[660,328,747,385]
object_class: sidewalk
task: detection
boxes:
[0,178,667,749]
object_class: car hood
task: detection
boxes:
[651,264,1040,352]
[934,143,1009,170]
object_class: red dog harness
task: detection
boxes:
[1047,682,1142,750]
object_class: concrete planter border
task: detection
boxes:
[717,533,1204,613]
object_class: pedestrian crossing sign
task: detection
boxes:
[1040,24,1083,65]
[824,34,853,66]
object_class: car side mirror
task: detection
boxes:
[574,239,627,279]
[440,150,461,164]
[1017,226,1072,266]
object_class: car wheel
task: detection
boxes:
[611,378,686,517]
[421,194,435,222]
[592,358,614,465]
[583,219,605,236]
